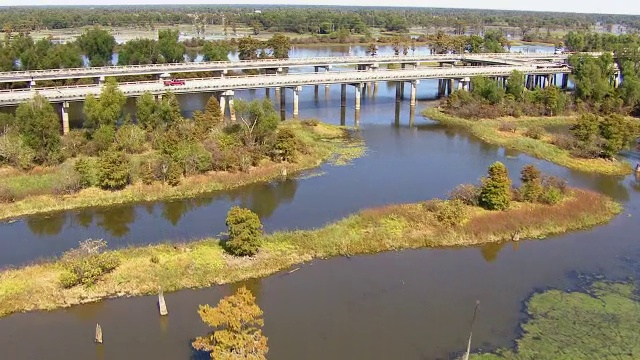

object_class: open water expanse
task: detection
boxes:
[1,44,639,360]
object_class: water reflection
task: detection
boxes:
[480,242,508,263]
[26,214,67,237]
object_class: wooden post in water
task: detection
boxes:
[158,290,168,316]
[95,323,103,344]
[462,301,480,360]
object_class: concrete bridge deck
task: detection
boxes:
[0,65,570,106]
[0,52,588,84]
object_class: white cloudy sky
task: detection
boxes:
[0,0,637,15]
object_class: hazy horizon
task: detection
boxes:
[0,1,639,16]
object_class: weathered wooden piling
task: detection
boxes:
[158,291,168,316]
[95,323,103,344]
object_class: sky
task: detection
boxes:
[0,0,638,16]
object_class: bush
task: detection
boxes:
[498,121,517,133]
[448,184,480,206]
[542,175,568,194]
[432,200,467,227]
[273,128,297,162]
[140,160,156,185]
[301,119,319,127]
[524,126,545,140]
[166,160,182,186]
[116,124,147,154]
[225,206,263,256]
[551,133,581,151]
[97,150,131,190]
[0,186,16,203]
[479,162,512,211]
[0,133,35,170]
[74,157,99,188]
[51,172,83,195]
[61,130,89,158]
[91,125,116,154]
[59,239,121,288]
[539,186,563,205]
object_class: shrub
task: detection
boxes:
[301,119,319,126]
[91,125,116,154]
[539,186,563,205]
[551,133,580,151]
[524,126,545,140]
[0,133,35,170]
[140,160,156,185]
[433,200,467,227]
[479,162,512,211]
[61,130,89,158]
[273,128,297,162]
[166,160,182,186]
[150,255,160,264]
[74,157,99,188]
[0,186,16,203]
[448,184,480,206]
[498,121,517,133]
[542,175,568,194]
[59,239,121,288]
[116,124,147,154]
[97,150,131,190]
[51,172,83,195]
[225,206,263,256]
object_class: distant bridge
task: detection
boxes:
[0,52,594,84]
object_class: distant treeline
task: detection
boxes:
[1,6,639,35]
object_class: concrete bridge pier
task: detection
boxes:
[61,101,70,135]
[98,76,105,86]
[29,79,36,89]
[395,82,402,103]
[447,79,454,96]
[279,88,286,119]
[460,77,471,91]
[219,90,235,121]
[292,86,302,118]
[341,84,347,108]
[340,105,346,126]
[410,80,419,107]
[547,74,554,87]
[354,83,362,111]
[265,88,271,98]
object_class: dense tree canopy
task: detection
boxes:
[77,27,116,66]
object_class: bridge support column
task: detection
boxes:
[228,93,236,122]
[410,80,419,107]
[395,82,402,103]
[98,76,105,86]
[461,77,471,91]
[341,84,347,107]
[447,79,454,96]
[219,93,227,118]
[292,86,301,118]
[280,88,286,120]
[612,72,620,88]
[266,88,271,98]
[354,83,362,111]
[29,79,36,89]
[457,79,463,91]
[561,74,569,89]
[61,101,70,135]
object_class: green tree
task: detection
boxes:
[117,38,160,65]
[237,36,260,60]
[471,76,505,104]
[479,161,512,211]
[15,93,61,164]
[570,113,600,145]
[506,70,525,100]
[77,27,116,67]
[157,29,185,63]
[192,287,268,360]
[193,96,223,137]
[519,164,543,203]
[97,150,131,190]
[136,91,161,131]
[266,33,291,59]
[619,62,640,110]
[157,92,182,125]
[83,78,126,130]
[225,206,263,256]
[534,86,568,115]
[599,114,634,158]
[202,41,229,62]
[273,128,297,162]
[233,99,279,146]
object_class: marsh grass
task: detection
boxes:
[423,108,633,176]
[0,188,620,318]
[0,121,365,221]
[471,280,640,359]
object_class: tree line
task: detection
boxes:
[1,5,639,35]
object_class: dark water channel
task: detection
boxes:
[2,44,640,359]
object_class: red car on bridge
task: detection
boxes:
[163,79,186,86]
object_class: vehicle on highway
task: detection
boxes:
[163,79,186,86]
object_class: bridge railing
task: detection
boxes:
[0,52,585,78]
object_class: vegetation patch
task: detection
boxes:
[471,280,640,359]
[0,164,620,319]
[423,108,634,175]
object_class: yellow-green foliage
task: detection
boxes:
[423,108,632,175]
[0,188,620,319]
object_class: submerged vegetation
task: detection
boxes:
[0,164,620,318]
[471,280,640,359]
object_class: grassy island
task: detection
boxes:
[0,167,620,318]
[472,280,640,359]
[0,92,365,221]
[424,108,634,176]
